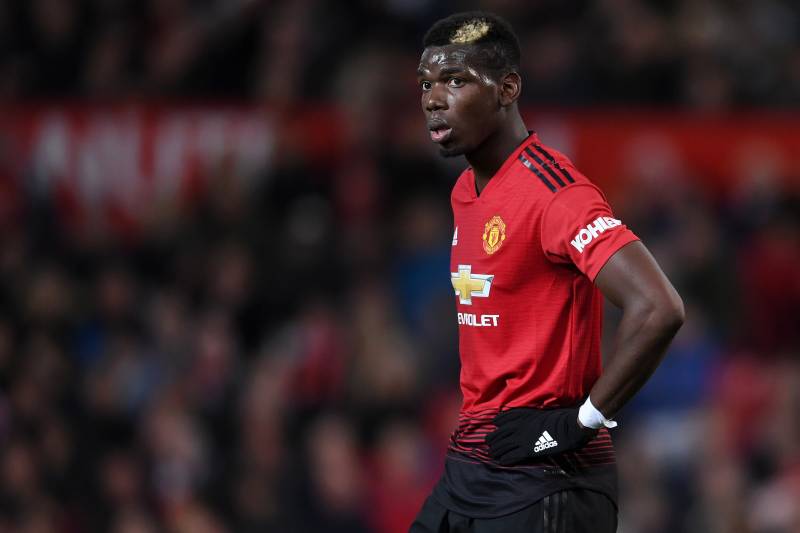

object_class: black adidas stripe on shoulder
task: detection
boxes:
[533,144,575,184]
[524,146,565,187]
[518,151,556,192]
[518,142,577,193]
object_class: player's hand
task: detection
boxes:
[485,407,597,466]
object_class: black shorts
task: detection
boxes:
[410,489,617,533]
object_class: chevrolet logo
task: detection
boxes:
[451,265,493,305]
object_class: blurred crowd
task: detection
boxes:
[1,112,799,532]
[1,0,800,107]
[1,1,800,533]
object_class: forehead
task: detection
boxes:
[418,44,479,72]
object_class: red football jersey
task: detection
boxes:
[447,132,639,463]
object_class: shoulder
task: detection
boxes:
[510,139,605,206]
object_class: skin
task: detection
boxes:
[417,44,528,192]
[418,44,685,428]
[591,242,685,419]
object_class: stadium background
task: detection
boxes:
[1,0,799,532]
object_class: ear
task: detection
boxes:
[498,71,522,107]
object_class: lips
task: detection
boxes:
[430,127,452,143]
[428,118,453,144]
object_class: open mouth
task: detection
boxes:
[430,126,453,143]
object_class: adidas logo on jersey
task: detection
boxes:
[533,431,558,453]
[570,216,622,253]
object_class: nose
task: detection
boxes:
[425,84,447,112]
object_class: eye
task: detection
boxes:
[447,77,465,88]
[420,80,432,91]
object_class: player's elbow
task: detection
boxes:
[653,289,685,337]
[631,285,685,338]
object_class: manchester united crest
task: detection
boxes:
[482,215,506,255]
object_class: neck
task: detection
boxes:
[467,112,529,194]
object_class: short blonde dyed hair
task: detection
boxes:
[450,18,492,44]
[422,11,521,74]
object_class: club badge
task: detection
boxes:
[482,215,506,255]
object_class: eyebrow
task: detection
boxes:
[439,66,467,76]
[416,65,469,78]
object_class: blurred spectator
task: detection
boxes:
[0,0,799,106]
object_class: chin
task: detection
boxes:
[438,143,466,158]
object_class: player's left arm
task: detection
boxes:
[587,240,685,421]
[486,181,684,465]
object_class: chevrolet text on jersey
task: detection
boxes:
[570,216,623,253]
[457,313,499,327]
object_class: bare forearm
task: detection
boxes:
[586,241,685,421]
[590,302,683,417]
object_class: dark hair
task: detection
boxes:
[422,11,521,75]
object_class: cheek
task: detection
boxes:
[458,88,497,126]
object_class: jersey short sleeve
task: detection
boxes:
[541,183,640,281]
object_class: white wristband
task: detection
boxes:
[578,397,618,429]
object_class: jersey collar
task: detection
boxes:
[470,131,540,200]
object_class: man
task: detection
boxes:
[411,12,685,533]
